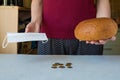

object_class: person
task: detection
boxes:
[25,0,116,55]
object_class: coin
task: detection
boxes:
[65,63,72,66]
[51,66,57,69]
[67,66,73,68]
[59,65,65,68]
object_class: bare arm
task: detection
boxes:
[25,0,43,32]
[31,0,42,25]
[87,0,116,45]
[96,0,111,18]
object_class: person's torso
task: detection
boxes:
[41,0,96,39]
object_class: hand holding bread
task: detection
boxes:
[74,18,118,45]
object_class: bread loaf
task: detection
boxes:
[74,18,118,41]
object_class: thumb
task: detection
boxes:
[25,23,32,33]
[25,27,29,33]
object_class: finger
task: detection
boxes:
[86,41,94,44]
[99,40,106,43]
[92,40,104,45]
[94,42,104,45]
[86,40,97,44]
[90,41,96,44]
[25,27,28,33]
[91,40,101,44]
[94,42,101,45]
[111,36,116,41]
[25,28,28,33]
[99,40,107,44]
[89,40,105,45]
[25,24,30,33]
[86,41,90,44]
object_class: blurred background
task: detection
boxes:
[0,0,120,55]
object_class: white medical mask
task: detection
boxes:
[2,32,48,48]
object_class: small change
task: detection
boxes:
[51,62,73,69]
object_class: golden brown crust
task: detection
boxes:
[74,18,118,41]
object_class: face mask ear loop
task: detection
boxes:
[42,40,48,43]
[2,35,8,48]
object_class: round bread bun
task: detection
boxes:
[74,18,118,41]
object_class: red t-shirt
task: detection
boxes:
[40,0,96,39]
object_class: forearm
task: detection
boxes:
[31,0,42,26]
[96,0,111,18]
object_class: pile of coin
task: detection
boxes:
[65,63,72,68]
[51,62,72,69]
